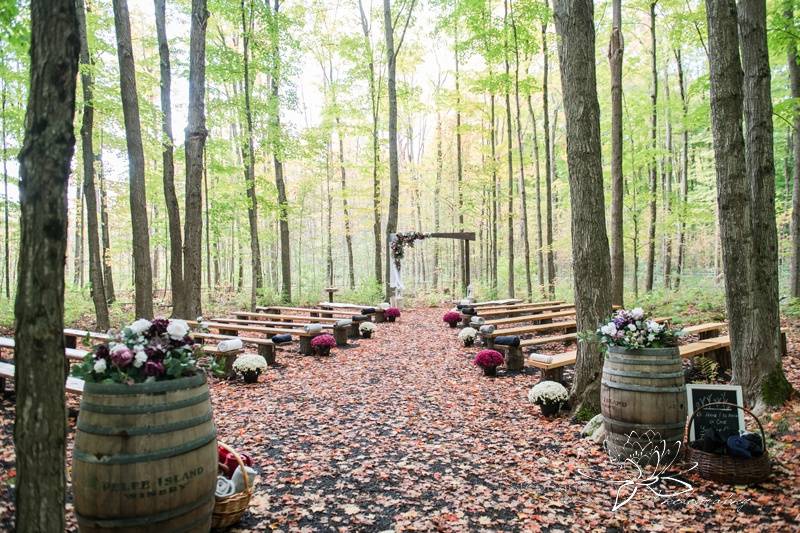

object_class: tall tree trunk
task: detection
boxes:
[504,0,515,298]
[737,0,790,408]
[542,0,556,299]
[203,146,212,288]
[528,96,545,296]
[97,139,115,303]
[182,0,208,318]
[112,0,153,318]
[326,142,334,286]
[76,0,109,330]
[271,0,291,302]
[154,0,185,316]
[663,68,673,288]
[454,27,466,292]
[674,47,689,290]
[553,0,612,414]
[510,2,532,298]
[644,0,658,293]
[788,22,800,298]
[433,110,443,289]
[1,81,7,299]
[336,117,356,289]
[240,2,263,309]
[14,1,79,529]
[358,0,382,286]
[608,0,624,306]
[73,176,83,286]
[490,93,499,294]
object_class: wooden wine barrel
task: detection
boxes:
[73,373,217,533]
[601,345,687,464]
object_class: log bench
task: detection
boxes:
[482,320,578,349]
[190,320,323,355]
[256,305,369,320]
[318,302,386,323]
[0,362,85,395]
[211,316,351,346]
[452,298,524,308]
[0,337,88,394]
[484,309,577,328]
[469,303,573,320]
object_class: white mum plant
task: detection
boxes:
[528,381,569,405]
[359,322,376,333]
[458,327,477,343]
[232,354,267,374]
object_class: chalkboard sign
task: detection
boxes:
[686,384,745,441]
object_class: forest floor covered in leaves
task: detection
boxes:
[0,305,800,531]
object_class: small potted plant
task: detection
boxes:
[528,381,569,416]
[311,334,336,356]
[359,321,376,339]
[458,327,477,347]
[443,310,461,328]
[232,354,267,384]
[474,349,504,376]
[385,307,401,322]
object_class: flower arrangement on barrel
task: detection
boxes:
[474,349,504,376]
[385,307,401,322]
[359,321,376,339]
[390,231,428,269]
[528,381,569,416]
[311,334,337,356]
[72,318,198,383]
[443,310,461,328]
[232,354,267,383]
[459,327,477,347]
[596,307,682,349]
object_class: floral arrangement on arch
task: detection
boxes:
[72,318,199,384]
[391,232,427,269]
[596,308,682,350]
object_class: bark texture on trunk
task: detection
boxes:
[76,0,109,331]
[154,0,184,317]
[553,0,612,414]
[112,0,153,318]
[542,0,556,298]
[97,144,115,303]
[183,0,208,318]
[272,0,291,302]
[336,117,356,289]
[737,0,790,408]
[15,1,79,529]
[608,0,624,306]
[674,48,689,290]
[504,0,515,298]
[788,22,800,298]
[645,0,657,293]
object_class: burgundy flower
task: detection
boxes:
[94,344,110,360]
[144,360,165,377]
[110,346,134,368]
[149,318,169,336]
[474,349,504,369]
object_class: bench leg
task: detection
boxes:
[542,367,565,383]
[259,344,276,366]
[348,323,360,339]
[333,326,349,346]
[0,377,5,394]
[711,347,732,373]
[482,336,495,349]
[374,310,386,323]
[505,346,524,372]
[299,336,313,355]
[219,328,238,337]
[781,332,787,358]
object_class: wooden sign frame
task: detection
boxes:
[686,384,745,441]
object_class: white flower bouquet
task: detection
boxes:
[232,354,267,374]
[458,327,477,346]
[528,381,569,405]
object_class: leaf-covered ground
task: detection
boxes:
[1,305,800,531]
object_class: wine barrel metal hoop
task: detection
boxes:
[74,430,217,465]
[601,379,686,394]
[77,409,213,436]
[80,390,210,414]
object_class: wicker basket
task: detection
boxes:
[685,402,770,485]
[212,442,253,529]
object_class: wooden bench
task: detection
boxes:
[256,305,366,320]
[483,320,578,349]
[318,302,385,323]
[190,320,323,356]
[0,338,88,395]
[471,304,573,320]
[471,300,568,313]
[485,309,576,327]
[680,322,726,340]
[525,351,577,382]
[0,362,85,395]
[452,298,524,308]
[211,316,351,345]
[233,311,341,324]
